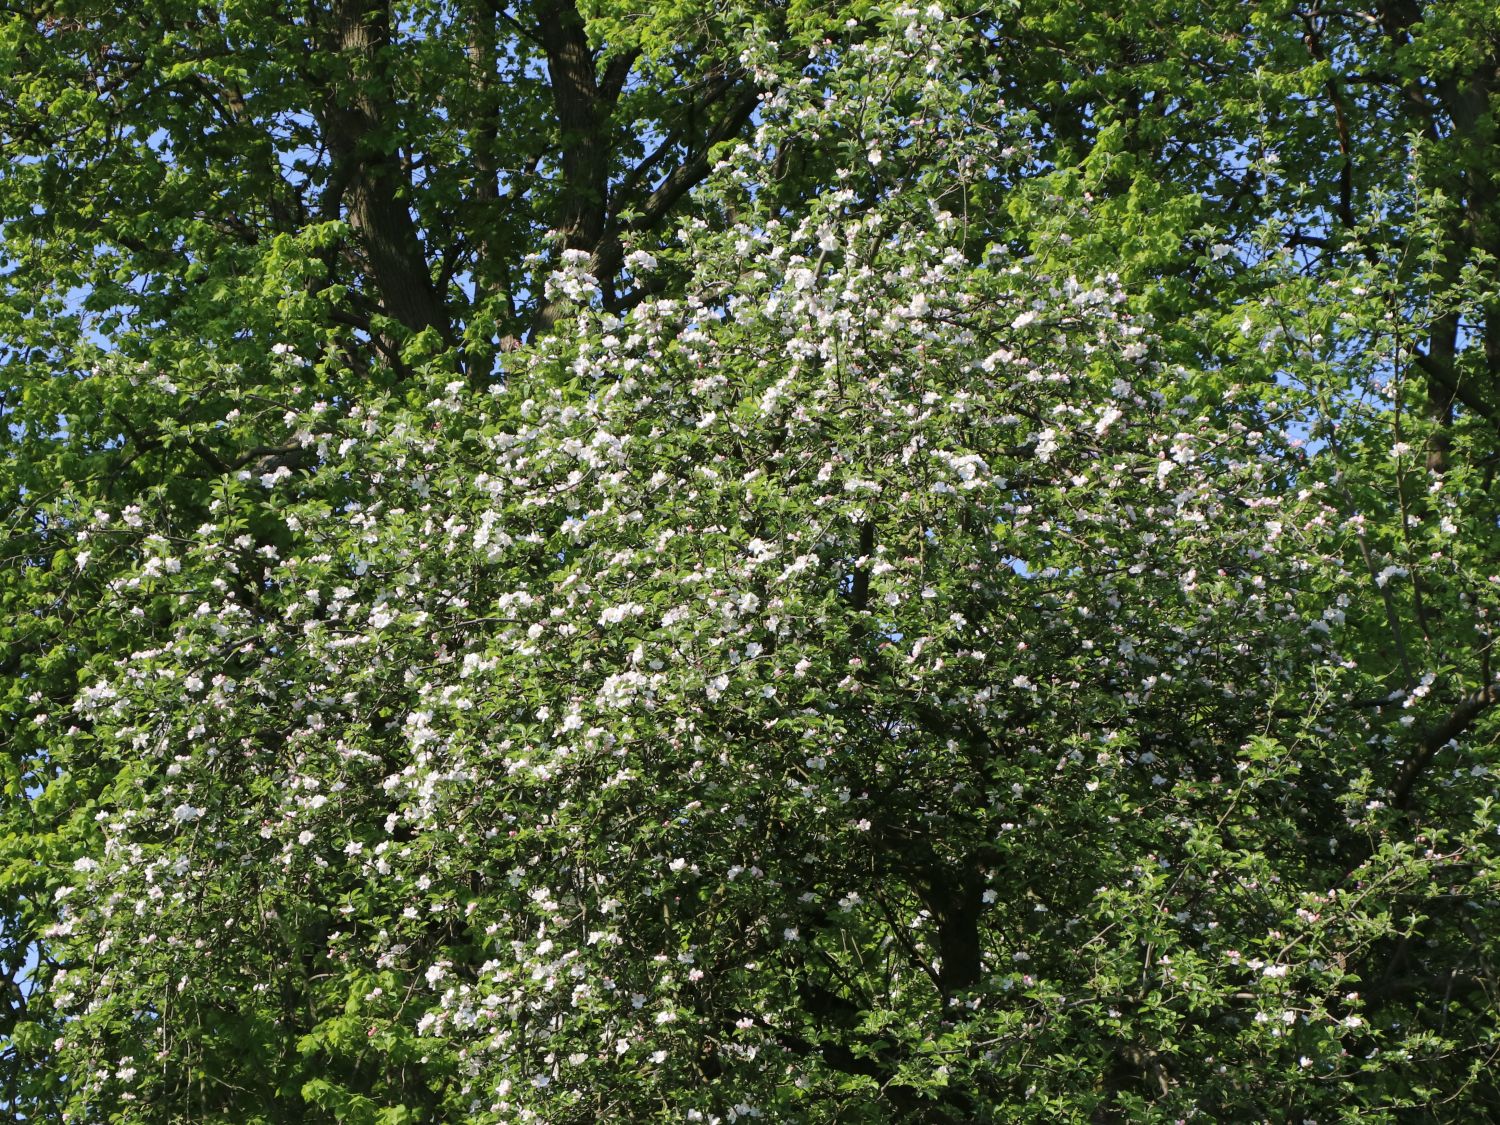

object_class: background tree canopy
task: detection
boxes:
[5,1,1500,1121]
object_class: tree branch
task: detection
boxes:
[1393,682,1500,809]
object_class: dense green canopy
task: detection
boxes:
[5,1,1500,1121]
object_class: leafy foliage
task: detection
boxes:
[6,1,1500,1122]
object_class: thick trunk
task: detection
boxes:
[322,0,451,345]
[532,0,610,335]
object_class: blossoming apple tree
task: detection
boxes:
[7,3,1500,1122]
